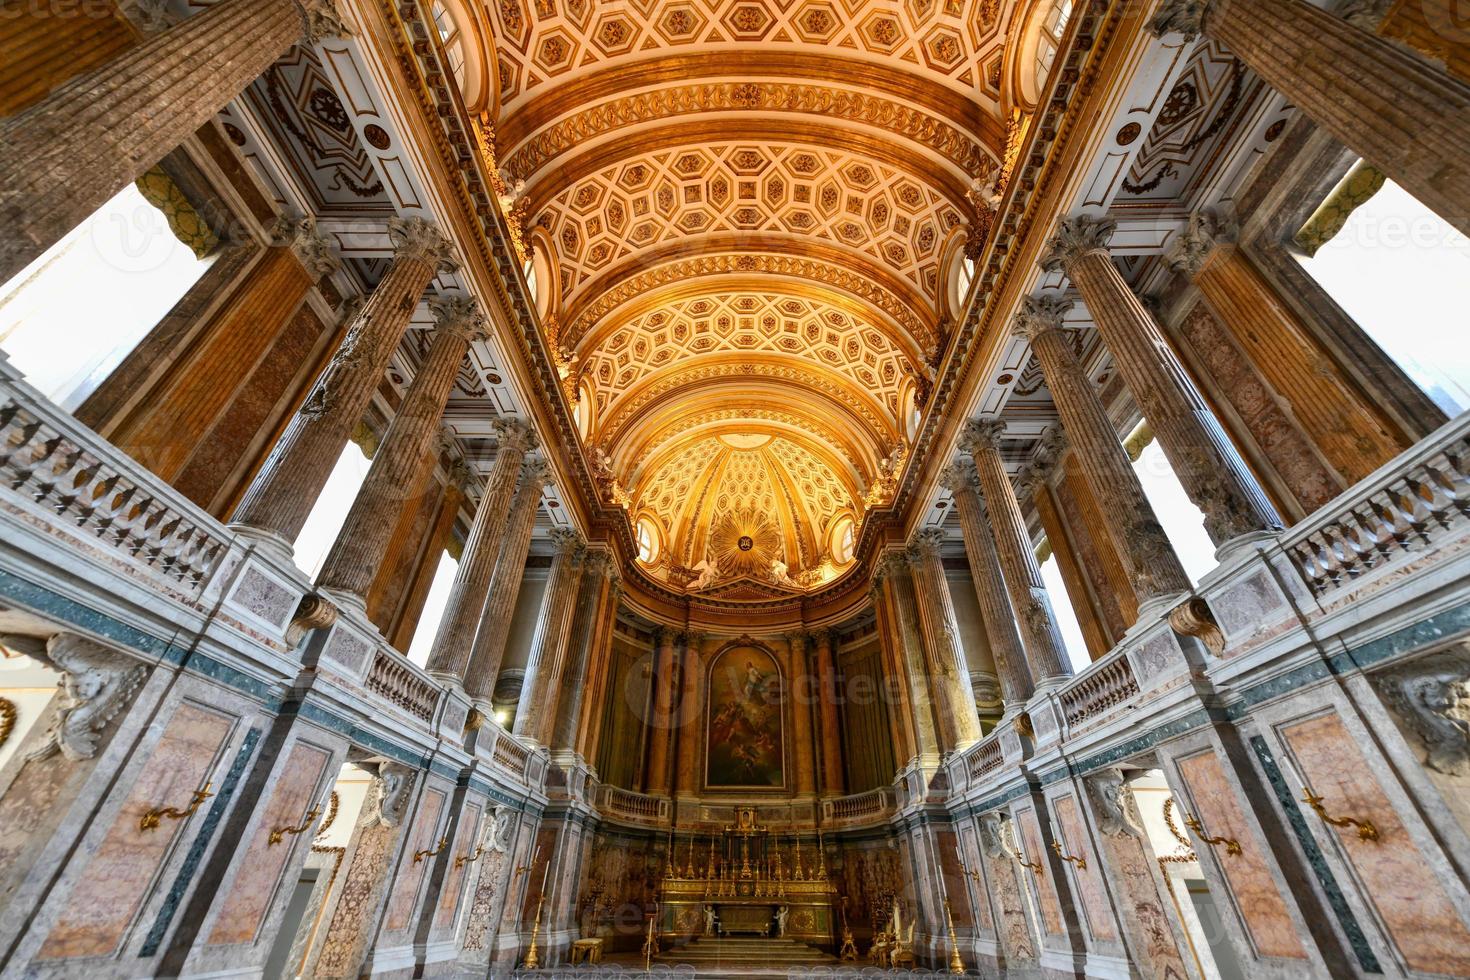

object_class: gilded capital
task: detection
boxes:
[273,214,339,281]
[958,417,1008,457]
[874,549,911,580]
[1166,209,1237,278]
[491,416,538,455]
[549,526,585,556]
[937,459,978,495]
[295,0,355,43]
[430,294,490,344]
[1148,0,1210,42]
[1013,293,1074,341]
[1040,214,1117,274]
[387,216,456,271]
[909,527,945,559]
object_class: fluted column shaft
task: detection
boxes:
[811,629,845,794]
[672,632,705,797]
[317,302,483,601]
[962,421,1072,686]
[513,529,586,740]
[464,459,546,706]
[941,460,1035,706]
[875,553,941,761]
[232,218,451,545]
[787,633,818,796]
[907,531,984,750]
[554,555,617,753]
[424,419,535,681]
[1153,0,1470,238]
[1018,297,1193,604]
[0,0,349,283]
[869,577,921,765]
[644,628,680,796]
[570,574,622,761]
[1046,217,1281,546]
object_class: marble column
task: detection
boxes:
[938,460,1035,708]
[787,632,819,796]
[907,529,984,750]
[810,629,845,795]
[1014,294,1193,606]
[573,576,624,765]
[103,217,338,489]
[960,419,1073,687]
[232,217,454,547]
[463,456,549,709]
[644,628,680,797]
[1168,209,1410,485]
[512,528,586,741]
[0,0,351,284]
[1043,215,1282,547]
[874,550,942,762]
[868,574,922,765]
[673,632,707,798]
[1024,440,1113,660]
[424,419,536,683]
[317,296,485,603]
[1152,0,1470,238]
[554,553,618,755]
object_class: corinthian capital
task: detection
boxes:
[1148,0,1211,42]
[1040,214,1117,274]
[430,294,490,343]
[958,417,1008,457]
[492,416,538,454]
[1013,293,1074,341]
[520,455,552,488]
[295,0,355,43]
[549,526,586,556]
[388,215,457,272]
[938,459,978,495]
[909,527,946,559]
[273,214,340,280]
[1166,209,1238,278]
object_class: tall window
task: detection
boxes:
[292,442,373,577]
[636,516,660,563]
[405,550,460,667]
[1039,547,1092,673]
[1130,432,1217,584]
[430,1,466,88]
[0,183,211,410]
[1297,171,1470,416]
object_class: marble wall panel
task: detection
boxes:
[35,701,236,960]
[434,800,483,934]
[205,739,334,945]
[935,828,973,928]
[1013,806,1064,937]
[982,846,1037,965]
[1174,748,1306,961]
[1279,710,1470,975]
[383,785,448,934]
[1051,793,1117,943]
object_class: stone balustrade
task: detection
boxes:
[364,646,442,724]
[1283,411,1469,599]
[596,785,671,824]
[966,733,1004,780]
[821,787,895,826]
[1057,647,1142,730]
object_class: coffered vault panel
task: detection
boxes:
[477,0,1022,598]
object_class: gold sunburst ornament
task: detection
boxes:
[708,507,783,579]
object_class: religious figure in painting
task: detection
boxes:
[706,647,784,787]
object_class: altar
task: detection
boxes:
[655,807,835,946]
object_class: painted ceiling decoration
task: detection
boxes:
[474,0,1030,597]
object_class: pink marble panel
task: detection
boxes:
[384,786,447,933]
[434,801,483,932]
[1175,749,1306,960]
[1052,794,1116,942]
[206,740,332,945]
[1014,807,1063,937]
[1281,711,1470,975]
[37,702,236,960]
[983,850,1036,963]
[959,828,993,932]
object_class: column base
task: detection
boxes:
[319,585,369,617]
[1136,590,1190,624]
[228,521,297,564]
[1213,528,1279,565]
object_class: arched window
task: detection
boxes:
[900,382,921,442]
[522,251,538,306]
[636,517,661,563]
[830,515,856,565]
[1033,0,1074,100]
[574,378,594,439]
[430,1,466,87]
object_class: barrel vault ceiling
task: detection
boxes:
[482,0,1025,596]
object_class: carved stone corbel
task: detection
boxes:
[0,633,147,763]
[1168,596,1226,657]
[363,760,416,828]
[286,592,339,647]
[978,812,1006,858]
[1085,768,1143,838]
[1373,645,1470,776]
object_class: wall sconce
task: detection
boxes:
[1301,789,1380,842]
[414,835,449,864]
[1050,840,1087,871]
[139,782,213,832]
[456,843,486,869]
[1183,812,1243,856]
[269,804,324,846]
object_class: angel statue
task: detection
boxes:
[769,559,800,588]
[689,558,718,591]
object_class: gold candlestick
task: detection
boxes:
[945,899,965,975]
[524,894,544,970]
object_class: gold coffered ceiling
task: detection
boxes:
[482,0,1019,596]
